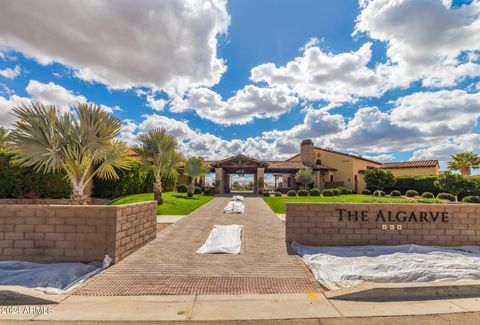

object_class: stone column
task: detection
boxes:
[225,173,230,192]
[215,168,224,194]
[253,174,257,193]
[314,170,321,189]
[257,167,265,194]
[282,174,289,189]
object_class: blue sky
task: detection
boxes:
[0,0,479,172]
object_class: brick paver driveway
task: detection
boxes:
[74,197,321,295]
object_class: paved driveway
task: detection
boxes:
[74,197,321,295]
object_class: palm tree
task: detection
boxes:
[9,102,131,204]
[133,128,183,205]
[184,157,209,197]
[447,152,480,176]
[0,127,9,149]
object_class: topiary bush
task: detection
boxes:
[436,192,455,201]
[405,190,419,197]
[298,189,309,196]
[309,188,321,196]
[421,192,434,199]
[194,186,202,194]
[336,187,352,195]
[322,189,337,196]
[274,191,282,197]
[373,190,385,197]
[333,188,343,196]
[361,189,372,195]
[287,190,297,197]
[177,184,188,193]
[462,196,480,203]
[263,192,271,197]
[203,187,215,195]
[390,190,401,197]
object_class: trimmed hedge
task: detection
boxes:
[298,189,309,196]
[309,188,321,196]
[194,186,202,194]
[93,160,176,198]
[274,191,282,197]
[0,149,71,198]
[373,190,385,197]
[436,193,455,201]
[322,189,337,196]
[421,192,434,199]
[203,187,215,195]
[405,190,419,197]
[336,187,352,195]
[462,196,480,203]
[390,190,401,197]
[361,189,372,195]
[287,190,297,197]
[263,192,271,197]
[176,184,188,193]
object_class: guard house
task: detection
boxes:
[203,139,440,194]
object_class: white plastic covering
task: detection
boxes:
[231,195,244,202]
[223,201,245,214]
[292,242,480,290]
[197,225,243,254]
[0,255,111,294]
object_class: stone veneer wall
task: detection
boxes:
[0,201,157,264]
[286,203,480,246]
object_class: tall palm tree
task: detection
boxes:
[184,157,209,197]
[133,128,183,205]
[0,127,8,149]
[9,102,131,204]
[447,152,480,176]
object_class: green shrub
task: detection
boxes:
[194,186,202,194]
[203,187,215,195]
[436,193,455,201]
[275,191,282,197]
[309,188,321,196]
[462,196,480,203]
[263,192,271,197]
[390,190,401,197]
[373,190,385,197]
[322,189,337,196]
[177,184,188,193]
[393,176,439,194]
[421,192,434,199]
[405,190,419,197]
[287,190,297,197]
[336,187,352,195]
[361,189,372,195]
[333,188,343,196]
[0,149,71,199]
[298,189,309,196]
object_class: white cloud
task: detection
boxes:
[172,85,299,125]
[411,133,480,162]
[0,65,20,79]
[355,0,480,88]
[26,80,86,113]
[250,42,386,105]
[0,0,230,93]
[146,96,166,112]
[0,94,31,127]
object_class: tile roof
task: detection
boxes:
[264,160,307,169]
[381,160,439,169]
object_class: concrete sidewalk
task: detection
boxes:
[2,292,480,322]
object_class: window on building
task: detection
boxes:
[330,175,334,182]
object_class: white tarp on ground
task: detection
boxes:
[223,201,245,214]
[0,256,111,294]
[231,195,244,202]
[197,225,243,254]
[292,242,480,290]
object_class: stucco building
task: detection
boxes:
[204,139,439,194]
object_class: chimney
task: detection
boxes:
[300,139,314,166]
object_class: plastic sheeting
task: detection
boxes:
[292,242,480,290]
[197,225,243,254]
[0,255,111,294]
[223,201,245,214]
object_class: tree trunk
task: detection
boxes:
[154,177,163,205]
[71,184,88,205]
[461,167,471,176]
[188,179,195,198]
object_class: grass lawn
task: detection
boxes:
[110,192,215,215]
[263,195,442,213]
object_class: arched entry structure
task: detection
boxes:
[209,154,269,194]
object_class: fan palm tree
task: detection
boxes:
[133,128,184,205]
[9,102,131,204]
[184,157,209,197]
[447,152,480,176]
[0,127,8,149]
